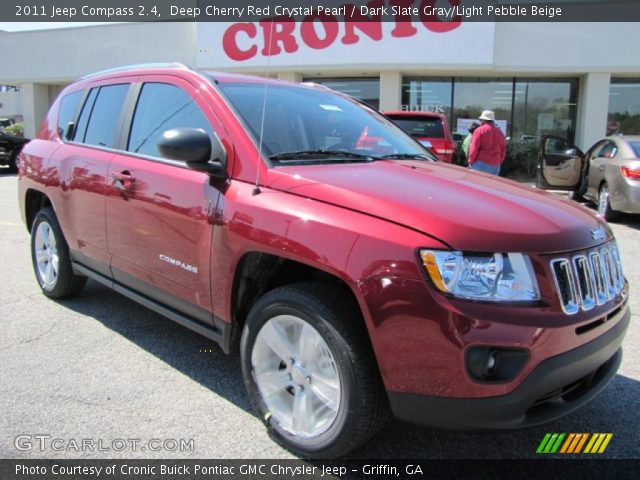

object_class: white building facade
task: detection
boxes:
[1,21,639,149]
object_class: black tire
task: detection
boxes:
[240,282,389,458]
[6,149,19,173]
[30,207,87,298]
[597,183,619,222]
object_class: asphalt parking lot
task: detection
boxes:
[0,171,638,460]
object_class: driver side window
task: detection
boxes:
[127,82,214,158]
[544,136,571,155]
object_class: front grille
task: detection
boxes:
[550,242,625,315]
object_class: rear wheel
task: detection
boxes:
[240,282,388,458]
[597,183,619,222]
[31,207,87,298]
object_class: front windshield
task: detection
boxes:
[216,82,432,163]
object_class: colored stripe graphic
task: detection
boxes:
[559,433,575,453]
[536,433,552,453]
[573,433,589,453]
[537,433,613,454]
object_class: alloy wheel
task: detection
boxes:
[34,221,59,289]
[251,314,341,438]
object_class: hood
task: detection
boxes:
[267,161,611,253]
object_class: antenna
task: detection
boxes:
[252,18,275,196]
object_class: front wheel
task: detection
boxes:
[597,183,619,222]
[31,207,87,298]
[240,283,388,458]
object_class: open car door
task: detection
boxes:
[536,135,584,191]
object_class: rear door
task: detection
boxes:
[105,76,224,324]
[53,82,132,276]
[586,140,617,198]
[536,135,584,190]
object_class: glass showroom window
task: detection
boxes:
[608,79,640,135]
[304,77,380,110]
[401,77,453,117]
[512,79,578,142]
[451,78,514,138]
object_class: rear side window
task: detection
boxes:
[82,84,130,148]
[595,141,618,158]
[127,83,213,158]
[57,91,82,139]
[387,115,445,139]
[73,88,98,143]
[628,142,640,158]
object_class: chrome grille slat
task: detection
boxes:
[599,247,615,300]
[551,242,625,315]
[573,255,595,311]
[589,251,608,306]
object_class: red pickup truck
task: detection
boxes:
[18,64,629,458]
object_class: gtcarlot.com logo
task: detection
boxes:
[536,433,613,454]
[14,434,194,453]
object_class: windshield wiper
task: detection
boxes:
[375,153,434,160]
[269,150,374,161]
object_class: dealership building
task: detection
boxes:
[0,21,639,149]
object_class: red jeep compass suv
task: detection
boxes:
[18,64,629,458]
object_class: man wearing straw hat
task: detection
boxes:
[467,110,506,175]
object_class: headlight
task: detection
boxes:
[420,250,540,302]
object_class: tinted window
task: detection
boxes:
[628,142,640,157]
[128,83,213,158]
[83,84,129,148]
[608,79,640,135]
[73,88,98,143]
[387,115,445,138]
[57,91,83,139]
[303,77,380,110]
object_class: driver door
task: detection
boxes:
[536,135,584,190]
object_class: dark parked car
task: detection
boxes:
[18,64,630,458]
[538,135,640,221]
[0,131,29,173]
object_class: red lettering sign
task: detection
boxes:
[221,0,461,62]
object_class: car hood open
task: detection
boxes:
[268,160,611,253]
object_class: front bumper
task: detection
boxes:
[388,305,629,430]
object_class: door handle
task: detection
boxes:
[112,171,136,191]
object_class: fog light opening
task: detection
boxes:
[466,347,530,383]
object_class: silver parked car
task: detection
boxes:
[537,135,640,221]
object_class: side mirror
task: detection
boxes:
[157,128,227,177]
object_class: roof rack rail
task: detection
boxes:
[80,62,190,79]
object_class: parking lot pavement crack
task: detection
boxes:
[0,319,64,352]
[49,394,101,408]
[0,292,45,308]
